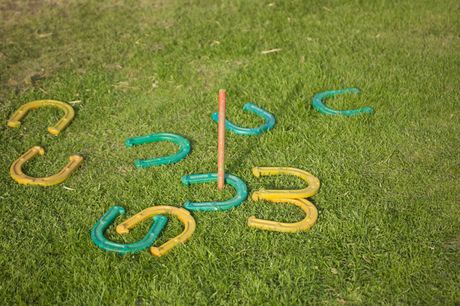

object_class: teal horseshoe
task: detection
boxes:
[211,103,276,135]
[125,132,191,168]
[182,173,248,211]
[91,206,168,255]
[312,88,374,116]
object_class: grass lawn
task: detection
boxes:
[1,0,459,304]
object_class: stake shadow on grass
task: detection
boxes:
[226,81,303,172]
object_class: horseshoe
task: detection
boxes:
[181,173,248,211]
[251,167,320,201]
[10,146,83,186]
[125,132,191,168]
[116,206,196,257]
[248,198,318,233]
[7,100,75,136]
[91,206,168,255]
[211,102,275,135]
[312,88,374,116]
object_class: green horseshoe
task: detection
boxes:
[181,173,248,211]
[312,88,374,116]
[91,206,168,255]
[211,103,276,135]
[125,132,191,168]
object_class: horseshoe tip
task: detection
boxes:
[113,206,126,215]
[183,201,192,209]
[124,140,134,148]
[150,247,162,257]
[47,127,60,136]
[252,167,261,177]
[69,155,84,162]
[363,107,374,113]
[31,146,45,155]
[181,175,191,185]
[116,224,129,234]
[7,120,20,128]
[349,87,361,93]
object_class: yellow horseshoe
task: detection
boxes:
[7,100,75,136]
[116,206,196,257]
[251,167,320,200]
[248,198,318,233]
[10,146,83,186]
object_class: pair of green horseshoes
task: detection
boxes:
[312,88,374,116]
[125,132,191,168]
[182,173,248,211]
[212,102,276,136]
[91,206,168,255]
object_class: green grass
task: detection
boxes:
[1,0,459,304]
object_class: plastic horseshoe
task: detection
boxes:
[248,198,318,233]
[181,173,248,211]
[91,206,168,255]
[10,146,83,186]
[251,167,320,201]
[116,206,196,257]
[125,132,191,168]
[312,88,374,116]
[211,102,276,135]
[7,100,75,136]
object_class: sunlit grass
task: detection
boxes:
[0,0,459,304]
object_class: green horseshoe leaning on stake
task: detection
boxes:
[182,173,248,211]
[211,103,276,135]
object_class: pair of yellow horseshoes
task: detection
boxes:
[7,100,82,186]
[249,167,320,233]
[116,206,196,257]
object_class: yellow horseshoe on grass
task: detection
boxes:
[251,167,320,200]
[7,100,75,136]
[10,146,83,186]
[116,206,196,257]
[248,198,318,233]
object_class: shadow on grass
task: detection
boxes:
[227,80,305,172]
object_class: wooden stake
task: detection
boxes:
[217,89,226,190]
